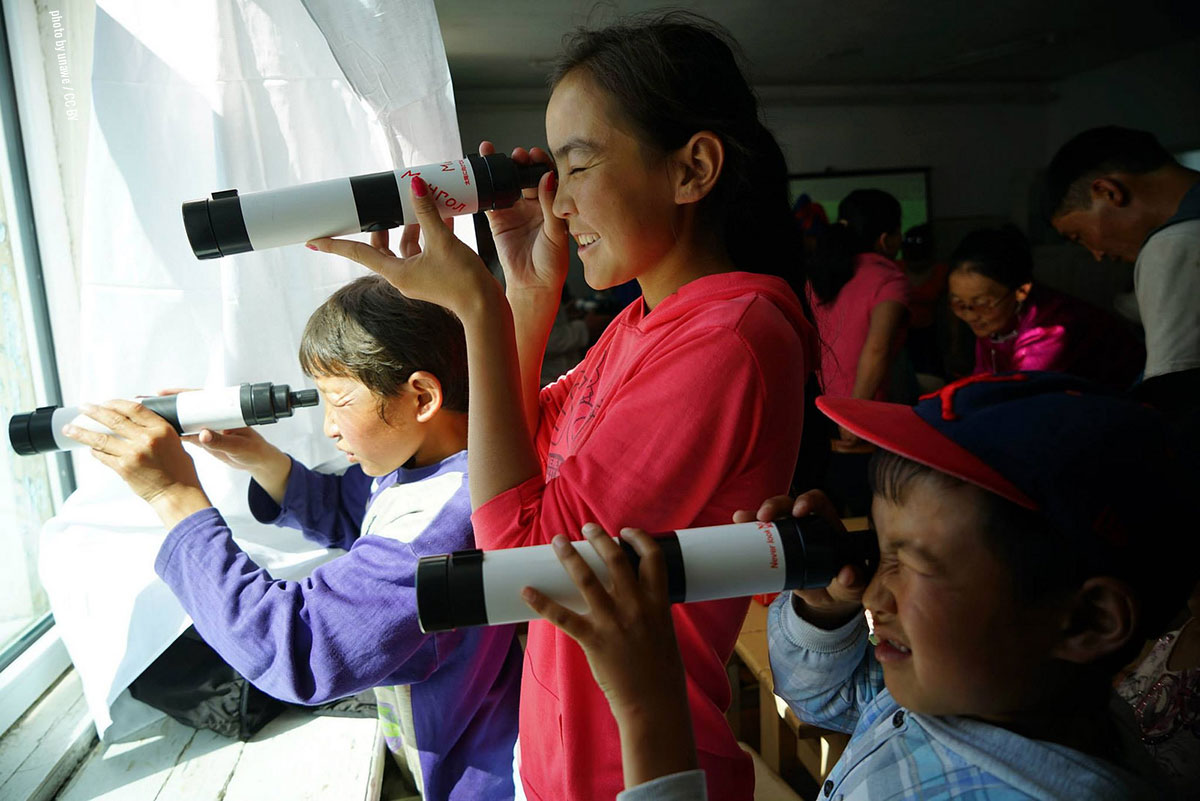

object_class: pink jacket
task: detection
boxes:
[973,285,1143,389]
[808,252,910,399]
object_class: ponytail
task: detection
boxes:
[808,189,901,305]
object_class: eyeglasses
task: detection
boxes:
[949,291,1014,315]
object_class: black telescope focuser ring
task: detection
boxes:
[777,517,879,589]
[416,549,489,633]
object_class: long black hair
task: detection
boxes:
[808,189,901,305]
[551,11,805,300]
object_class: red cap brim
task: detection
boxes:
[817,395,1037,510]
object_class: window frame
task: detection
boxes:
[0,0,77,734]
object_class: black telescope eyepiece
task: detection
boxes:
[8,406,56,456]
[182,189,251,260]
[474,155,551,210]
[290,389,320,409]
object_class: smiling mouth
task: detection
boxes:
[871,623,912,657]
[573,233,600,249]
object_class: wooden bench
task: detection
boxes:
[53,710,384,801]
[728,516,867,790]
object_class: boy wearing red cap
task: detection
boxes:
[526,371,1195,800]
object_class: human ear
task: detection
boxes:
[1090,177,1130,208]
[875,230,902,258]
[407,371,444,422]
[671,131,724,206]
[1014,281,1033,304]
[1049,577,1137,665]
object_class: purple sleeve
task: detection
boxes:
[155,502,472,705]
[248,458,371,551]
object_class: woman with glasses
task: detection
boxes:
[948,225,1143,388]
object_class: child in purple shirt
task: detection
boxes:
[65,275,520,801]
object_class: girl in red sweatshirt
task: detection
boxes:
[311,12,817,801]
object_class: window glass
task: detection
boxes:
[0,185,57,661]
[789,169,931,235]
[0,31,70,671]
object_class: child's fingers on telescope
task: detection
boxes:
[791,490,845,530]
[619,528,669,604]
[308,237,393,273]
[155,388,195,397]
[520,585,590,641]
[536,169,561,239]
[87,445,122,471]
[398,223,421,258]
[408,177,456,247]
[582,523,639,599]
[551,533,619,618]
[61,423,108,452]
[747,494,797,523]
[402,223,426,258]
[105,398,173,431]
[510,147,541,201]
[369,229,389,253]
[76,401,137,436]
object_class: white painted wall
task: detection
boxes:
[763,101,1046,221]
[456,92,1047,221]
[1047,36,1200,157]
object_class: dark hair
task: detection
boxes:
[901,223,933,263]
[808,189,901,304]
[1045,126,1175,217]
[550,11,804,298]
[299,275,468,416]
[867,449,1194,670]
[949,225,1034,289]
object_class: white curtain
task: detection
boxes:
[33,0,466,740]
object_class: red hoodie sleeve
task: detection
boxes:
[472,322,785,549]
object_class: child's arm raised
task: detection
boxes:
[309,176,543,511]
[477,140,569,439]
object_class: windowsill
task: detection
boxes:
[55,709,385,801]
[0,663,386,801]
[0,667,96,801]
